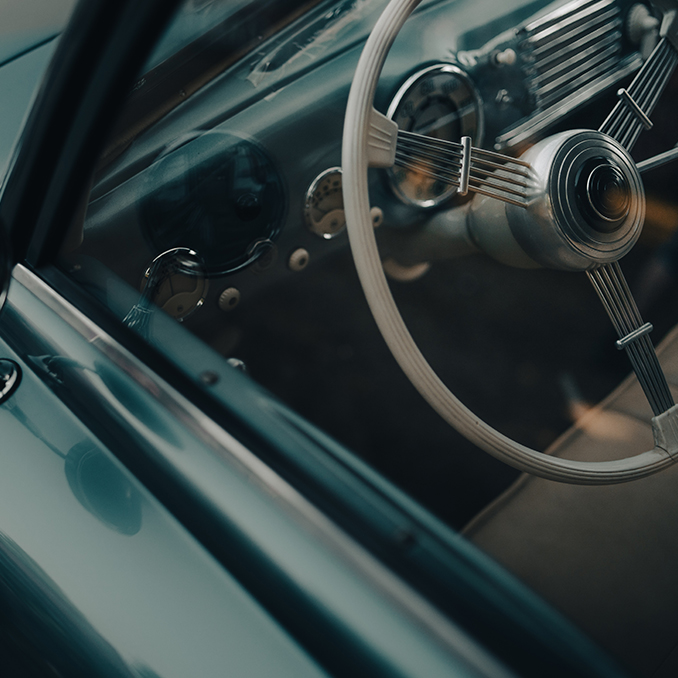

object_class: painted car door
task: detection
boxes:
[0,1,518,677]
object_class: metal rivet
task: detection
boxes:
[250,243,277,274]
[288,248,310,272]
[200,371,219,386]
[218,287,241,312]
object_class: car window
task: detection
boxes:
[59,0,676,517]
[50,0,678,674]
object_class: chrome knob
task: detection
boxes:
[0,359,21,403]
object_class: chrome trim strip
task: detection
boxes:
[529,28,621,84]
[537,53,621,108]
[10,263,511,677]
[459,136,471,195]
[525,5,618,56]
[523,0,611,35]
[536,44,620,101]
[496,0,639,150]
[617,87,654,130]
[638,145,678,173]
[495,55,642,149]
[616,322,654,350]
[530,22,620,73]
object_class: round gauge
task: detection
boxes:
[387,64,483,207]
[140,248,208,321]
[142,131,285,276]
[304,167,345,239]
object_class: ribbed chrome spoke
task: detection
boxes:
[395,130,534,208]
[588,261,674,415]
[599,37,678,151]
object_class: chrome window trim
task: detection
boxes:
[9,262,512,678]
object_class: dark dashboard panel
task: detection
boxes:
[79,0,652,341]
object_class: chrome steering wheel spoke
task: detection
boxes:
[587,261,674,416]
[599,37,678,151]
[393,130,534,208]
[638,144,678,173]
[588,16,678,415]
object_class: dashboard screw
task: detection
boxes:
[288,248,310,272]
[200,371,219,386]
[395,528,417,549]
[219,287,241,312]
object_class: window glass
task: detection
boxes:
[0,0,78,64]
[58,0,678,521]
[59,0,676,514]
[56,0,678,672]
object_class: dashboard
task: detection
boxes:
[70,0,655,347]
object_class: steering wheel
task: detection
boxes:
[342,0,678,484]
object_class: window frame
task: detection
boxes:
[0,1,633,676]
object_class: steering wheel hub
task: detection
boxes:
[576,158,631,230]
[505,130,645,271]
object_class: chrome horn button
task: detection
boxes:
[506,130,645,271]
[576,158,631,231]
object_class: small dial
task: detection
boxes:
[304,167,345,239]
[152,272,208,320]
[141,248,208,321]
[387,64,483,207]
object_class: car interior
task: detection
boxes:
[55,0,678,674]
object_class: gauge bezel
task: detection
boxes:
[141,130,286,277]
[141,247,209,322]
[304,166,346,239]
[386,63,484,208]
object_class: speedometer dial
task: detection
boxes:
[387,64,483,207]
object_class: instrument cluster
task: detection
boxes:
[80,0,656,345]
